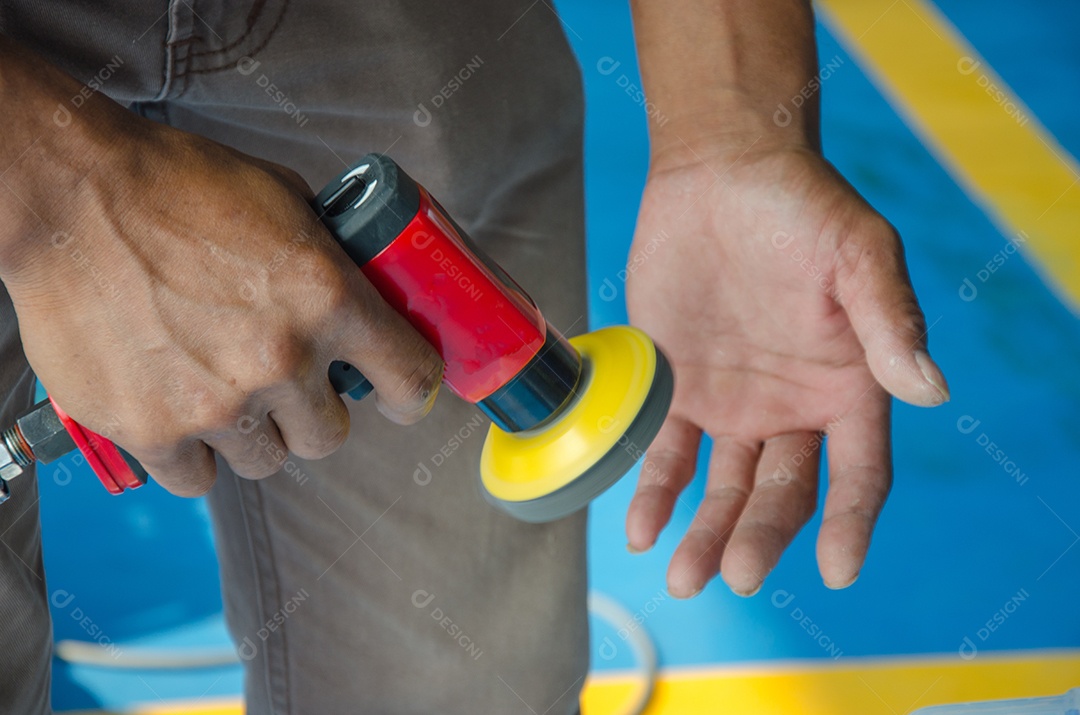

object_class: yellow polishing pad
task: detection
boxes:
[480,325,664,511]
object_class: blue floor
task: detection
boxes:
[39,0,1080,709]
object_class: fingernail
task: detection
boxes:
[425,379,442,407]
[914,350,950,404]
[732,583,762,598]
[671,586,701,600]
[627,542,652,555]
[824,572,859,590]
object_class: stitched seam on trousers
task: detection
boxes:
[170,0,197,96]
[176,38,193,98]
[152,0,182,102]
[151,0,195,103]
[233,477,291,714]
[185,0,289,75]
[187,0,268,59]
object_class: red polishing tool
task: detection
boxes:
[0,155,673,522]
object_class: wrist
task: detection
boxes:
[0,39,135,283]
[647,98,819,176]
[628,0,823,175]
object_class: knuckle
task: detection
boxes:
[289,247,328,283]
[173,475,216,497]
[319,277,359,321]
[149,448,216,498]
[231,449,285,480]
[896,299,928,337]
[742,518,789,549]
[244,430,289,476]
[839,217,904,278]
[644,448,695,485]
[249,333,308,387]
[393,351,443,412]
[124,427,177,462]
[305,418,349,459]
[284,396,350,459]
[129,382,234,442]
[293,250,352,312]
[633,483,676,511]
[184,391,235,433]
[703,483,751,503]
[239,463,281,480]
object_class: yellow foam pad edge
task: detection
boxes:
[480,326,657,503]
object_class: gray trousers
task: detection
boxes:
[0,2,590,712]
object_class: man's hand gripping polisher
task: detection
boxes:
[0,155,674,522]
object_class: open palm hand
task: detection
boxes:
[625,147,948,597]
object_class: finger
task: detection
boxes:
[268,377,350,460]
[627,416,703,553]
[720,432,820,597]
[833,221,949,407]
[327,270,443,425]
[134,439,217,498]
[204,413,289,480]
[818,388,892,589]
[665,435,760,599]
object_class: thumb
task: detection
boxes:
[834,221,949,407]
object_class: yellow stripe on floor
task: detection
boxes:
[59,651,1080,715]
[816,0,1080,312]
[582,651,1080,715]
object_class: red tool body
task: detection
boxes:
[361,187,544,403]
